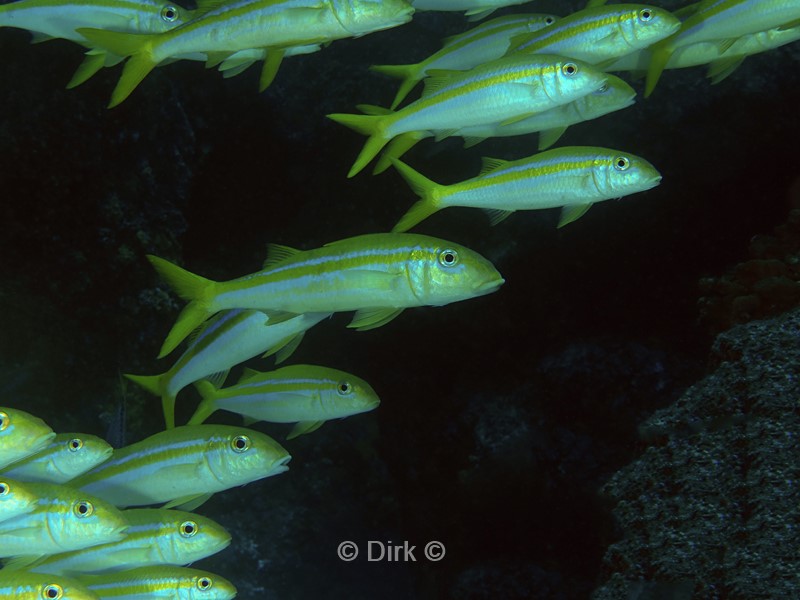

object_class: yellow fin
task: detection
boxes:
[484,209,514,226]
[123,373,162,397]
[373,132,424,175]
[462,136,486,149]
[287,420,324,440]
[163,493,213,511]
[390,158,443,231]
[205,51,233,68]
[194,0,228,14]
[348,307,405,331]
[499,112,536,127]
[263,243,302,269]
[67,52,107,89]
[465,8,495,21]
[778,18,800,30]
[356,103,393,116]
[707,56,745,84]
[479,157,509,176]
[506,32,537,54]
[433,129,458,142]
[716,38,737,54]
[186,380,218,426]
[30,32,55,44]
[1,555,46,571]
[645,44,673,98]
[263,310,300,325]
[259,49,285,92]
[262,332,306,364]
[558,203,593,228]
[326,112,389,178]
[538,126,567,150]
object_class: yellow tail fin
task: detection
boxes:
[373,132,424,175]
[369,63,421,109]
[186,380,218,425]
[147,255,216,358]
[326,111,391,178]
[390,159,443,232]
[77,28,157,107]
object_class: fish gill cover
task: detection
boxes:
[1,0,799,597]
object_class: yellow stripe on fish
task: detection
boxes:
[390,146,662,231]
[9,508,231,576]
[148,232,503,358]
[78,0,414,106]
[124,309,330,429]
[645,0,800,96]
[329,54,608,177]
[76,566,236,600]
[371,13,558,109]
[0,434,113,484]
[0,407,55,470]
[188,364,381,439]
[0,481,129,558]
[0,572,99,600]
[372,74,636,172]
[507,4,681,65]
[70,425,290,508]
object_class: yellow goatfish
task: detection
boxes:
[645,0,800,96]
[372,74,636,172]
[0,434,113,484]
[0,407,55,469]
[77,566,236,600]
[148,232,504,358]
[78,0,414,107]
[0,478,39,524]
[0,572,100,600]
[507,4,681,65]
[188,364,381,439]
[410,0,532,21]
[0,482,129,558]
[125,309,331,429]
[9,508,231,576]
[607,23,800,84]
[329,54,608,177]
[391,146,662,231]
[71,425,290,508]
[371,13,558,109]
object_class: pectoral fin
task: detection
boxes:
[287,420,325,440]
[260,49,286,91]
[484,209,514,226]
[348,307,405,330]
[706,56,746,84]
[163,493,213,511]
[558,203,593,228]
[538,126,567,150]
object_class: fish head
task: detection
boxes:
[574,74,636,120]
[542,56,608,106]
[185,570,238,600]
[408,237,504,306]
[331,0,414,37]
[525,14,559,33]
[4,574,98,600]
[207,427,291,485]
[0,407,56,468]
[618,5,682,49]
[153,509,232,563]
[318,368,381,416]
[0,478,37,522]
[595,151,662,198]
[51,433,114,482]
[140,1,195,34]
[53,492,129,550]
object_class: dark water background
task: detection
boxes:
[1,0,799,597]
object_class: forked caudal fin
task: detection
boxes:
[76,28,158,107]
[369,63,421,109]
[390,159,444,232]
[146,255,217,358]
[186,380,218,426]
[326,111,391,178]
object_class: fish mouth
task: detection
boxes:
[644,175,663,190]
[270,455,292,475]
[475,277,505,294]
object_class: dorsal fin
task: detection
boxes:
[263,243,301,269]
[479,157,509,176]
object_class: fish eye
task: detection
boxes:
[544,16,555,25]
[161,5,179,21]
[0,411,8,431]
[231,435,251,453]
[639,8,653,21]
[42,584,63,600]
[613,156,631,171]
[73,501,94,518]
[197,577,213,591]
[180,520,198,537]
[68,438,84,452]
[0,482,8,496]
[438,249,459,267]
[561,62,578,77]
[337,382,352,395]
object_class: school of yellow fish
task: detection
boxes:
[2,0,799,596]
